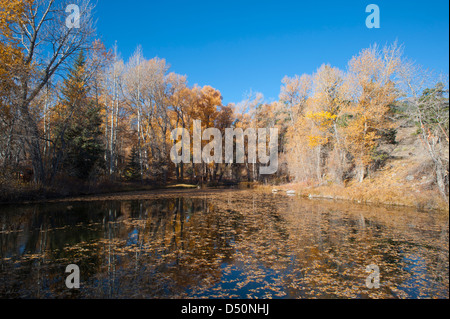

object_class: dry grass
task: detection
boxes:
[259,182,447,211]
[258,156,449,212]
[257,126,449,211]
[166,184,198,189]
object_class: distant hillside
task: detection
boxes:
[264,125,449,211]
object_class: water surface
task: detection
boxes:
[0,190,448,299]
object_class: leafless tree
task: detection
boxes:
[10,0,96,184]
[398,62,449,202]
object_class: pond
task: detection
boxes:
[0,190,448,299]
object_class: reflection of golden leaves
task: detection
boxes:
[0,190,448,299]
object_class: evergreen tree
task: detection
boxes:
[57,50,105,180]
[65,101,105,180]
[125,146,141,181]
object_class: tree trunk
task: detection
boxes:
[357,164,365,183]
[175,164,180,181]
[435,159,448,203]
[20,100,46,185]
[316,145,322,182]
[180,162,184,181]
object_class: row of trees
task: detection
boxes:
[1,0,96,186]
[228,44,448,200]
[0,1,448,201]
[281,45,400,184]
[277,44,448,200]
[0,0,235,186]
[274,44,447,200]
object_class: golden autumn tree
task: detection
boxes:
[231,92,264,182]
[280,75,314,182]
[306,64,346,183]
[190,85,222,184]
[191,85,222,127]
[213,103,235,181]
[0,0,26,174]
[169,85,199,181]
[282,68,344,183]
[0,0,25,98]
[341,44,401,182]
[5,0,96,184]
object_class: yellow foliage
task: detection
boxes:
[307,135,329,148]
[0,0,28,113]
[305,111,337,130]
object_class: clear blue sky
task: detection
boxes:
[95,0,449,105]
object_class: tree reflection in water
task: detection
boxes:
[0,190,448,299]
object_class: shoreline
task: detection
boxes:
[1,181,448,213]
[0,186,241,206]
[257,183,449,212]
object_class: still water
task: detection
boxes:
[0,190,448,299]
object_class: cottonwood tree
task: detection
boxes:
[123,46,145,180]
[0,0,26,176]
[190,86,223,184]
[0,0,24,96]
[143,57,170,182]
[280,75,312,182]
[214,103,235,181]
[399,63,449,201]
[165,72,189,181]
[280,75,311,124]
[286,65,344,183]
[104,42,125,177]
[308,64,346,183]
[8,0,96,184]
[170,84,200,181]
[341,44,401,182]
[123,52,187,182]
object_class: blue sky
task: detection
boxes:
[95,0,449,105]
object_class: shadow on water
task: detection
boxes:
[0,190,448,299]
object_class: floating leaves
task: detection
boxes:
[0,190,448,299]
